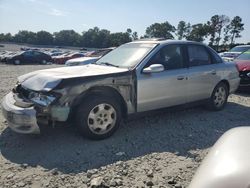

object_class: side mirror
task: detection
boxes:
[143,64,164,73]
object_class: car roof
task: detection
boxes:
[130,39,205,46]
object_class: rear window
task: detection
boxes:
[236,50,250,60]
[229,46,250,53]
[188,45,211,67]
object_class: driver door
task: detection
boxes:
[137,44,188,112]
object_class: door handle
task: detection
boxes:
[177,76,185,80]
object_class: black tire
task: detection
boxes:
[207,82,229,111]
[40,59,47,65]
[76,95,122,140]
[14,59,21,65]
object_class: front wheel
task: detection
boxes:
[207,82,229,111]
[76,95,121,140]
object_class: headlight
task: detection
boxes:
[29,92,56,107]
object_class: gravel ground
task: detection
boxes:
[0,64,249,188]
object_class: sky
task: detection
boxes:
[0,0,250,43]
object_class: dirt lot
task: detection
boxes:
[0,64,249,188]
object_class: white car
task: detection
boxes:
[65,48,115,66]
[65,56,100,66]
[189,127,250,188]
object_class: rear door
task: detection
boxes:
[186,45,221,102]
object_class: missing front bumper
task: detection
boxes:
[1,92,40,134]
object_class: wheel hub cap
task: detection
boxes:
[214,87,226,107]
[87,103,116,135]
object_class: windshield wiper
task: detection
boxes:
[98,62,119,68]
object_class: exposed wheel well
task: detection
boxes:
[68,86,128,122]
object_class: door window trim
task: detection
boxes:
[142,44,188,73]
[186,44,215,67]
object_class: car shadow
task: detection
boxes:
[0,102,249,174]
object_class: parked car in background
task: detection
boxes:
[1,40,240,140]
[50,52,64,57]
[221,45,250,62]
[85,47,115,57]
[0,51,19,62]
[65,47,114,66]
[234,50,250,88]
[189,127,250,188]
[6,50,52,65]
[65,56,100,66]
[53,52,85,64]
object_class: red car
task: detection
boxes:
[53,52,84,64]
[234,50,250,88]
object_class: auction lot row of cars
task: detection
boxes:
[0,47,114,66]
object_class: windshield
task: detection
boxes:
[236,50,250,60]
[229,46,250,53]
[95,43,157,68]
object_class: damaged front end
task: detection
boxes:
[1,64,135,134]
[1,83,65,134]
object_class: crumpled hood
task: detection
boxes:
[234,60,250,71]
[18,64,128,91]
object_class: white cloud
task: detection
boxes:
[48,8,66,17]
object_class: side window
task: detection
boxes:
[23,51,33,56]
[188,45,211,67]
[209,48,223,64]
[34,51,41,56]
[148,45,184,70]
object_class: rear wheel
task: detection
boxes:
[76,95,121,140]
[14,59,21,65]
[41,59,47,64]
[207,82,229,111]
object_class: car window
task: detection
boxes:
[23,51,33,56]
[229,46,250,53]
[236,50,250,60]
[188,45,211,67]
[208,48,223,64]
[148,45,185,70]
[34,51,41,56]
[95,43,157,68]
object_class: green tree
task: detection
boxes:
[145,21,176,39]
[132,32,138,41]
[0,33,13,42]
[14,30,37,44]
[186,24,210,42]
[176,21,191,40]
[81,27,111,48]
[109,32,131,46]
[228,16,244,45]
[36,31,54,45]
[54,30,81,46]
[208,15,230,48]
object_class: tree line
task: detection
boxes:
[0,15,247,50]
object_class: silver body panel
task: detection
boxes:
[136,42,240,112]
[189,127,250,188]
